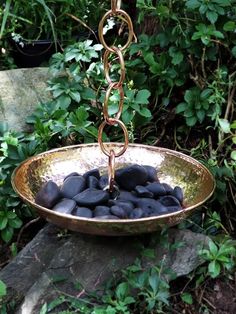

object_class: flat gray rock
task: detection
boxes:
[0,67,51,131]
[0,224,209,313]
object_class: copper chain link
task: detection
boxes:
[98,0,134,192]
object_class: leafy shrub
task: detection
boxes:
[0,123,42,242]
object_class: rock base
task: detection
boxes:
[0,224,209,313]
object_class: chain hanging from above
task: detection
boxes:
[98,0,134,193]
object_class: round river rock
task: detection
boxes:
[35,181,61,209]
[115,164,148,191]
[73,188,109,207]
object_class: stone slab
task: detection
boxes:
[0,224,209,313]
[0,67,51,132]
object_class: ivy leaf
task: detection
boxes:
[223,21,236,32]
[56,95,71,109]
[139,108,152,118]
[69,91,81,103]
[196,110,205,122]
[169,47,184,65]
[1,226,14,243]
[135,89,151,104]
[218,118,231,133]
[7,211,19,219]
[181,292,193,305]
[39,303,48,314]
[0,217,8,230]
[115,282,129,300]
[209,239,218,256]
[186,116,197,126]
[8,217,22,229]
[122,109,135,124]
[0,280,6,297]
[149,272,159,295]
[176,102,187,113]
[231,121,236,129]
[186,0,200,9]
[231,151,236,161]
[156,5,169,17]
[212,30,224,39]
[93,44,103,51]
[206,11,218,24]
[172,51,184,65]
[214,0,231,7]
[208,260,221,278]
[201,88,212,99]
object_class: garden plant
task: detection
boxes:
[0,0,236,313]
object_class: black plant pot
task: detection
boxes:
[11,39,59,68]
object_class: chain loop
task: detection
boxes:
[103,83,124,123]
[98,9,134,53]
[111,0,121,12]
[98,1,134,192]
[104,46,125,87]
[108,149,115,192]
[98,119,129,157]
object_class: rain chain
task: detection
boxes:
[98,0,134,193]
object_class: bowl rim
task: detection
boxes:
[11,142,216,224]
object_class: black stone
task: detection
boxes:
[83,169,100,180]
[61,176,86,199]
[52,198,77,214]
[171,186,184,204]
[87,176,99,189]
[159,195,181,207]
[115,164,148,191]
[63,172,80,182]
[73,188,109,207]
[134,185,154,198]
[110,206,127,219]
[73,207,93,218]
[150,202,170,216]
[94,206,111,217]
[118,191,139,205]
[98,175,108,190]
[162,183,173,194]
[35,180,61,209]
[143,165,158,182]
[129,208,143,219]
[108,200,134,216]
[146,182,166,197]
[136,198,163,213]
[94,215,120,220]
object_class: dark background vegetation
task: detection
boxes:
[0,0,236,313]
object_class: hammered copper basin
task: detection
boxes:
[11,143,215,236]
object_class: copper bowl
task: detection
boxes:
[11,143,215,236]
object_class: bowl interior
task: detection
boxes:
[12,143,215,235]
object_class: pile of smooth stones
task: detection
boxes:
[35,164,184,220]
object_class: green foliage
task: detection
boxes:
[0,123,42,242]
[181,292,193,305]
[0,280,6,298]
[39,234,174,313]
[0,0,106,42]
[0,2,235,308]
[26,39,152,146]
[176,87,212,126]
[199,237,236,278]
[0,0,106,68]
[133,0,235,240]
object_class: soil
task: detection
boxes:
[0,218,45,271]
[171,276,236,314]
